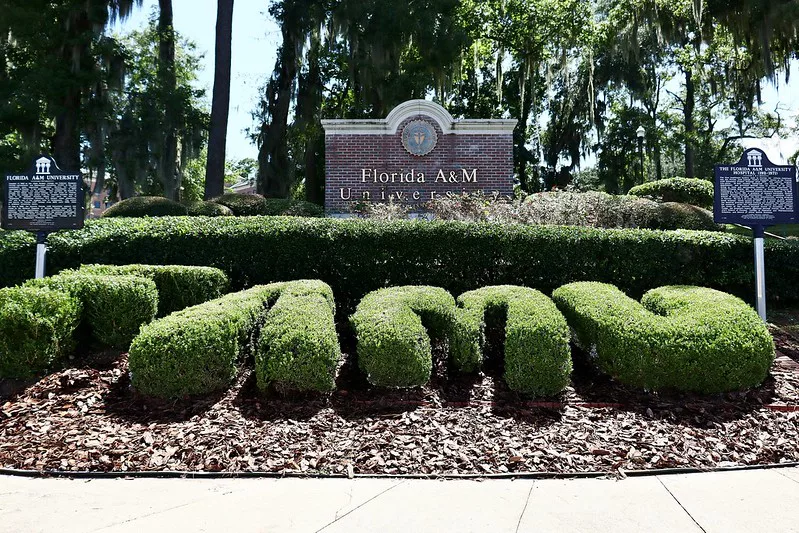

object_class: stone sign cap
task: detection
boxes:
[321,99,517,136]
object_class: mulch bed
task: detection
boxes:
[1,326,798,476]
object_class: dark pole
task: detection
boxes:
[637,137,644,183]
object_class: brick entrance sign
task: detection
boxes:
[322,100,517,213]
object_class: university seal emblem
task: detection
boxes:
[401,120,437,156]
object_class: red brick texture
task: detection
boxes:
[324,115,514,213]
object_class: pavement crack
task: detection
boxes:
[515,482,535,533]
[315,480,405,533]
[657,477,707,533]
[776,469,799,484]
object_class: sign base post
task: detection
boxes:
[753,226,767,322]
[35,232,47,279]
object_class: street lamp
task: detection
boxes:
[636,125,646,183]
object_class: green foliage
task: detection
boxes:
[628,178,715,209]
[27,274,158,349]
[256,280,341,394]
[651,203,719,232]
[350,286,456,388]
[102,196,189,218]
[1,217,797,313]
[73,264,229,317]
[212,193,268,216]
[0,287,80,379]
[129,284,283,398]
[186,200,234,217]
[211,193,324,217]
[552,282,774,393]
[452,286,571,396]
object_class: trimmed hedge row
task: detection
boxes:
[452,286,572,396]
[14,217,795,313]
[0,286,80,378]
[103,197,189,218]
[26,274,158,348]
[212,193,324,217]
[70,264,229,316]
[552,282,774,393]
[129,280,340,398]
[187,201,234,217]
[628,178,714,209]
[351,286,456,388]
[256,280,340,394]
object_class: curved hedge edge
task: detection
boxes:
[186,201,234,217]
[255,280,341,394]
[102,196,189,218]
[26,274,158,349]
[0,286,81,379]
[452,285,572,396]
[552,282,775,393]
[350,286,456,388]
[128,284,285,398]
[73,264,230,317]
[628,178,714,209]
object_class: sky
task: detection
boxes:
[115,1,799,166]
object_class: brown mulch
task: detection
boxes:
[1,327,798,476]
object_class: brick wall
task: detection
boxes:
[325,114,514,213]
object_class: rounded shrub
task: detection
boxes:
[452,286,572,396]
[102,196,189,218]
[128,284,284,398]
[350,286,456,388]
[74,264,229,316]
[27,274,158,348]
[651,202,719,231]
[186,201,234,217]
[552,282,774,393]
[0,287,80,379]
[265,199,324,217]
[212,193,268,216]
[256,280,341,394]
[628,178,714,209]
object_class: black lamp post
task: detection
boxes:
[636,125,646,183]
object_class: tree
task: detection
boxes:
[204,0,235,200]
[157,0,179,200]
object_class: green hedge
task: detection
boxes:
[212,193,324,217]
[186,201,234,217]
[129,284,283,398]
[1,217,797,311]
[628,178,714,209]
[0,286,80,379]
[102,196,189,218]
[72,264,229,316]
[452,286,572,396]
[351,286,456,388]
[551,282,774,393]
[27,274,158,348]
[255,280,341,394]
[651,203,719,232]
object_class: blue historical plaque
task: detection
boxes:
[714,148,798,227]
[2,155,85,232]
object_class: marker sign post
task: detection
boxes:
[714,148,799,322]
[2,156,85,278]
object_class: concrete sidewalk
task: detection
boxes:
[1,468,798,533]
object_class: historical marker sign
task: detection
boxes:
[714,148,798,227]
[2,155,85,232]
[321,100,517,213]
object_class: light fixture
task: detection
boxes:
[636,125,646,140]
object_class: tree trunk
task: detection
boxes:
[299,29,323,205]
[684,67,696,178]
[205,0,235,200]
[158,0,179,200]
[257,30,298,198]
[53,87,82,171]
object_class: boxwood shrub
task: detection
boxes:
[0,286,81,379]
[452,286,572,396]
[351,286,456,388]
[551,282,774,393]
[128,284,284,398]
[628,178,714,209]
[2,217,796,311]
[72,264,229,316]
[102,196,189,218]
[255,280,341,394]
[26,274,158,348]
[186,201,234,217]
[211,193,324,217]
